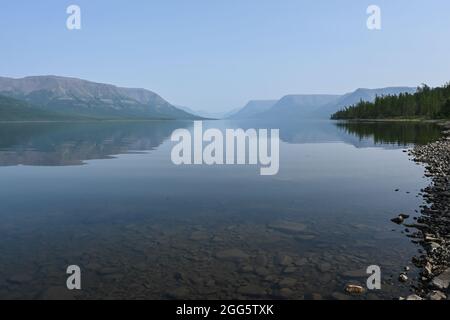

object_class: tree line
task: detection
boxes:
[331,83,450,120]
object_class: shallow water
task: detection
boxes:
[0,120,441,299]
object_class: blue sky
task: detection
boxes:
[1,0,449,111]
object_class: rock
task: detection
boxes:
[399,274,408,282]
[216,249,249,262]
[311,293,323,300]
[345,284,365,295]
[268,221,307,234]
[278,277,297,287]
[166,287,191,299]
[391,216,405,224]
[275,255,294,267]
[294,258,308,266]
[283,267,297,274]
[424,262,433,276]
[431,268,450,290]
[278,288,295,299]
[254,267,270,277]
[8,274,33,284]
[237,284,267,297]
[342,269,366,278]
[318,263,332,273]
[427,290,447,301]
[240,264,254,273]
[331,292,352,300]
[97,267,121,276]
[40,286,76,300]
[255,255,268,266]
[406,294,423,301]
[294,234,316,241]
[189,231,209,241]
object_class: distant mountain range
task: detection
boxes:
[0,76,198,120]
[176,105,239,120]
[0,76,418,122]
[228,100,278,119]
[228,87,417,120]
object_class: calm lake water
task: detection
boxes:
[0,120,442,300]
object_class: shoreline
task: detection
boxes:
[0,118,203,124]
[333,118,450,124]
[401,121,450,300]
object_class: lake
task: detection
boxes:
[0,120,442,299]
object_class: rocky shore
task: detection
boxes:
[403,121,450,300]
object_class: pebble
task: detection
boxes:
[345,284,365,295]
[399,274,408,282]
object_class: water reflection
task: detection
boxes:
[335,121,442,147]
[0,120,441,167]
[0,121,190,166]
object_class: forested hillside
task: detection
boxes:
[331,83,450,120]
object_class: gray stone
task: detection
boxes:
[216,249,249,262]
[278,277,297,287]
[166,287,191,299]
[342,269,366,278]
[399,274,408,282]
[406,294,423,301]
[40,286,76,300]
[237,284,267,297]
[428,290,447,301]
[278,288,295,299]
[431,268,450,290]
[275,255,294,267]
[7,274,33,284]
[268,221,307,234]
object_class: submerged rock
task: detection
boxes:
[237,284,267,297]
[268,221,307,234]
[215,249,249,262]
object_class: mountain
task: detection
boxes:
[228,100,277,119]
[314,87,417,118]
[331,84,449,120]
[0,94,82,121]
[0,76,197,120]
[175,106,238,119]
[230,87,418,120]
[254,95,341,120]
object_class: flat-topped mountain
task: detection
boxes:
[0,76,197,120]
[228,100,277,119]
[230,87,417,120]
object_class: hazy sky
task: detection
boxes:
[1,0,449,112]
